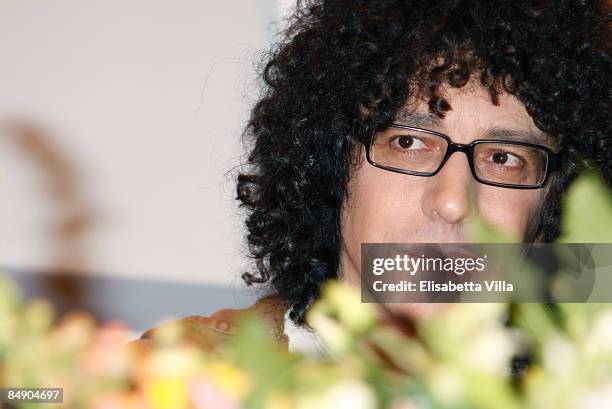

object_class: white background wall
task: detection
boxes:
[0,1,287,287]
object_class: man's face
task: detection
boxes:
[339,82,556,316]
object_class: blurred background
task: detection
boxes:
[0,0,291,332]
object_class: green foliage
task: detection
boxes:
[0,172,611,408]
[561,172,612,243]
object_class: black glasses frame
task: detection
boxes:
[364,124,561,189]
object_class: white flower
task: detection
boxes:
[463,326,519,377]
[298,380,376,409]
[543,335,576,381]
[579,383,612,409]
[585,310,612,356]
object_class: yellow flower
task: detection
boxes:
[144,376,189,409]
[137,347,204,409]
[206,361,253,400]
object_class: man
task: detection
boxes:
[136,0,610,353]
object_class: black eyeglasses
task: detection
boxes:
[364,124,560,189]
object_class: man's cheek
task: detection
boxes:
[479,195,539,239]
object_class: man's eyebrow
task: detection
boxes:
[481,126,549,146]
[393,110,556,149]
[394,108,444,129]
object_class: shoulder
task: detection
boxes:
[128,295,289,354]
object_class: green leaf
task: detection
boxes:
[560,172,612,243]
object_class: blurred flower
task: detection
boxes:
[136,347,204,409]
[306,308,351,355]
[189,375,242,409]
[321,281,377,333]
[297,380,376,409]
[463,326,519,376]
[542,335,576,381]
[92,391,152,409]
[81,322,132,378]
[149,318,186,346]
[579,383,612,409]
[428,367,464,406]
[205,361,253,400]
[53,310,96,350]
[23,298,54,333]
[143,376,190,409]
[1,263,612,409]
[585,310,612,355]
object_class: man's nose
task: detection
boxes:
[421,153,475,225]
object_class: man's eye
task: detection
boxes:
[489,151,522,168]
[392,135,426,150]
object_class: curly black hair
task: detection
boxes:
[236,0,611,323]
